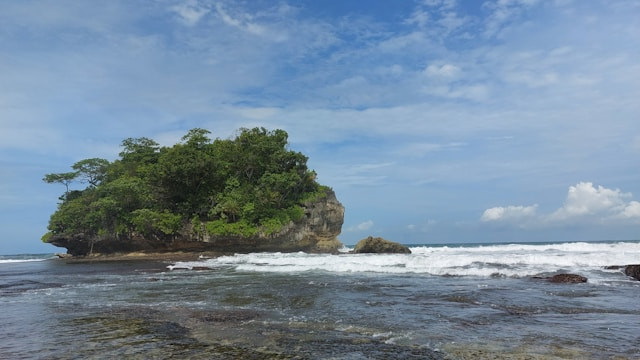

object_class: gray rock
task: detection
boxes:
[624,265,640,281]
[353,236,411,254]
[548,273,587,283]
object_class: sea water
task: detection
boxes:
[1,241,639,359]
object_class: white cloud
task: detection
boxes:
[170,0,209,26]
[409,0,472,37]
[424,63,461,78]
[481,182,640,227]
[621,201,640,219]
[214,2,268,37]
[505,71,559,88]
[325,162,394,187]
[423,83,490,101]
[395,141,466,157]
[482,0,540,38]
[549,182,630,221]
[481,205,538,222]
[347,220,374,232]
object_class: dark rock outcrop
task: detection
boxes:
[353,236,411,254]
[548,274,588,284]
[49,189,344,256]
[624,265,640,281]
[604,265,624,270]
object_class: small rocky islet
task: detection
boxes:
[43,127,345,257]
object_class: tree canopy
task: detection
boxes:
[42,127,328,245]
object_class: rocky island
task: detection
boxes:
[43,128,344,256]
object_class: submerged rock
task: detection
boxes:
[624,265,640,281]
[353,236,411,254]
[548,274,588,284]
[604,265,625,270]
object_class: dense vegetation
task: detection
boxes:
[42,128,328,247]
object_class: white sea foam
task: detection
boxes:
[168,241,640,279]
[0,254,55,264]
[0,258,51,264]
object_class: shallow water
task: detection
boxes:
[1,242,640,359]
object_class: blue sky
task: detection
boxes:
[1,0,639,254]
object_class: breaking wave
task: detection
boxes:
[0,254,55,264]
[169,241,640,279]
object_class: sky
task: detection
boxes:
[1,0,639,254]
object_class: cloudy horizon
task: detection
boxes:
[1,0,638,254]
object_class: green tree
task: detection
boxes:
[43,127,328,249]
[114,137,160,179]
[153,130,221,216]
[131,209,182,236]
[72,158,110,187]
[43,172,78,199]
[181,128,211,148]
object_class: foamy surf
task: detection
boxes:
[0,254,55,264]
[168,241,640,280]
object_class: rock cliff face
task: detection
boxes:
[49,189,345,256]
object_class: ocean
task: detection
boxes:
[1,241,639,359]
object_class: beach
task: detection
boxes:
[1,241,639,359]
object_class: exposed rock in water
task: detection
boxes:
[624,265,640,281]
[49,189,344,256]
[604,265,625,270]
[548,274,588,284]
[353,236,411,254]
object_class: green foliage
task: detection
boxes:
[191,216,205,238]
[258,205,305,235]
[43,171,79,198]
[43,127,327,242]
[41,231,53,243]
[72,158,109,187]
[205,219,258,237]
[131,209,182,236]
[299,185,330,204]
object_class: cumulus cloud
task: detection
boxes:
[347,220,374,232]
[481,182,640,227]
[621,201,640,219]
[549,182,631,221]
[481,205,538,222]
